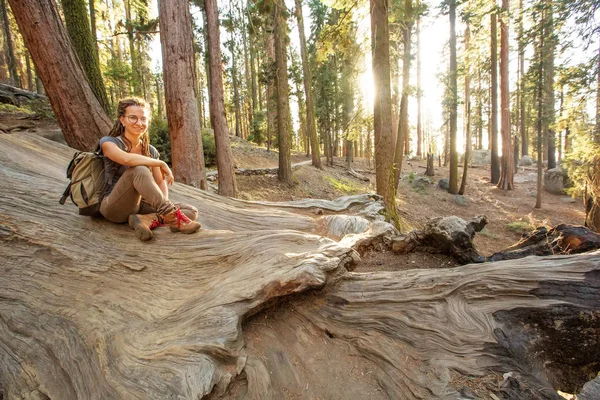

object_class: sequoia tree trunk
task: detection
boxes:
[7,0,111,150]
[274,2,292,183]
[159,0,208,189]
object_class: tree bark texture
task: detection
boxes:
[7,0,111,151]
[274,1,292,183]
[448,0,458,195]
[393,0,412,189]
[204,0,237,197]
[497,0,514,191]
[2,133,600,400]
[159,0,208,189]
[60,0,111,115]
[370,0,399,224]
[295,0,321,169]
[490,12,500,185]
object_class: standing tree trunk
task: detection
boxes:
[61,0,111,115]
[159,0,208,189]
[543,0,556,170]
[519,0,527,157]
[490,12,500,184]
[1,0,20,87]
[124,0,140,95]
[448,0,458,195]
[274,0,291,183]
[8,0,110,150]
[204,0,237,196]
[295,0,322,169]
[393,0,413,189]
[266,29,276,153]
[459,23,470,195]
[370,0,400,225]
[416,2,422,158]
[497,0,514,190]
[535,8,544,209]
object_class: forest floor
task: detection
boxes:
[3,109,589,398]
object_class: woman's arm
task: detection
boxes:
[153,166,169,196]
[102,141,174,185]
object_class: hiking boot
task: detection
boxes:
[160,207,201,234]
[128,213,161,241]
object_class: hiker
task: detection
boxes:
[99,97,201,241]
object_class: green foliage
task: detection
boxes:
[563,127,599,199]
[407,171,415,183]
[506,221,535,234]
[148,115,171,165]
[325,176,361,193]
[249,110,266,146]
[148,115,217,167]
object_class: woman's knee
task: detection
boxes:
[130,165,153,178]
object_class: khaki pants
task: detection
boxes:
[100,166,197,223]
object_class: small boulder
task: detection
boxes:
[519,155,534,166]
[544,168,569,195]
[438,178,450,190]
[412,176,433,190]
[454,195,469,207]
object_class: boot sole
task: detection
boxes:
[129,214,153,241]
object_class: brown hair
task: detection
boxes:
[108,97,151,157]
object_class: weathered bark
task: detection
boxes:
[294,0,321,169]
[393,0,413,189]
[425,153,434,176]
[4,132,600,400]
[370,0,400,225]
[274,2,291,183]
[459,23,470,196]
[159,0,207,189]
[497,0,513,191]
[490,12,500,184]
[488,225,600,261]
[204,0,237,196]
[7,0,110,151]
[448,0,458,195]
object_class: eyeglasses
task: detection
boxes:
[125,115,149,125]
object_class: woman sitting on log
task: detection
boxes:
[100,97,201,241]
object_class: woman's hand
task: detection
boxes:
[160,162,174,185]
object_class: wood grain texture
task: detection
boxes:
[1,133,599,399]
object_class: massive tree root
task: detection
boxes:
[1,133,599,399]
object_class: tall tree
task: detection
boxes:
[159,0,207,188]
[497,0,514,190]
[294,0,321,169]
[274,0,291,183]
[1,0,20,87]
[370,0,400,224]
[518,0,527,157]
[459,23,471,195]
[204,0,237,196]
[490,11,500,184]
[393,0,413,188]
[8,0,110,150]
[416,0,423,158]
[535,5,544,209]
[543,0,556,170]
[61,0,110,114]
[448,0,458,195]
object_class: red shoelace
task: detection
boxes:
[175,208,191,228]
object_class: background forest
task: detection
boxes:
[1,0,599,231]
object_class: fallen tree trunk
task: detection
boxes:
[1,133,599,399]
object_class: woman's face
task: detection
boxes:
[120,105,150,138]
